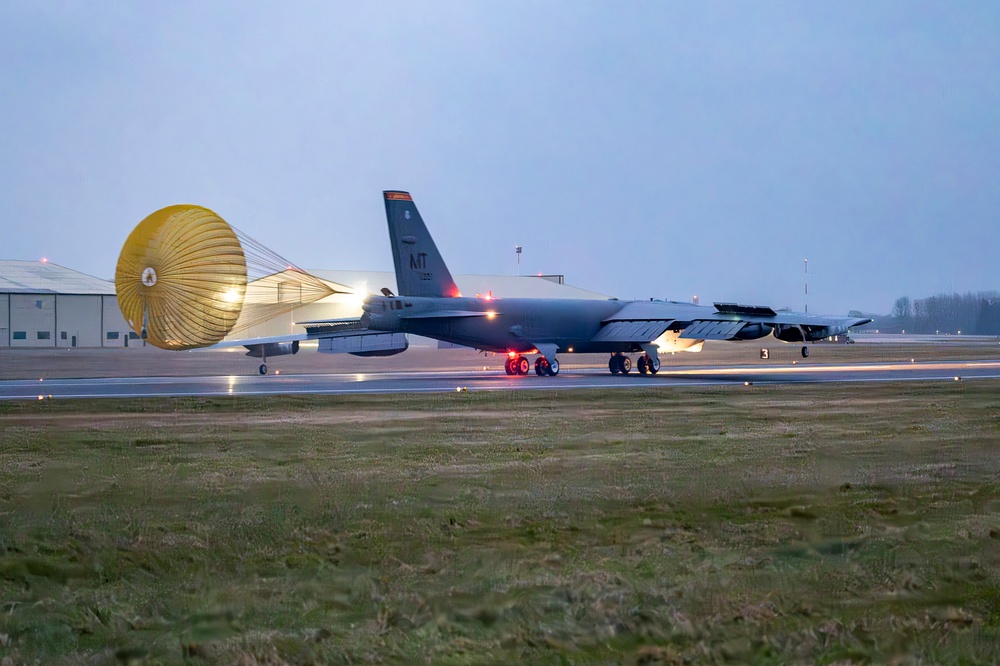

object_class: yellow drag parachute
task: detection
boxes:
[116,204,345,350]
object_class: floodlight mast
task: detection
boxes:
[515,245,522,276]
[804,259,808,314]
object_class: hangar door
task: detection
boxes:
[10,294,55,347]
[0,294,7,346]
[55,295,103,348]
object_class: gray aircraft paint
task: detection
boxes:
[383,191,460,298]
[239,191,871,374]
[361,191,871,361]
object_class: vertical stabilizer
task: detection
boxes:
[383,191,461,297]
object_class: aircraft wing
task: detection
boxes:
[300,318,408,355]
[591,301,871,344]
[210,318,408,357]
[590,319,676,343]
[211,333,309,349]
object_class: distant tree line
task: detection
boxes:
[883,292,1000,334]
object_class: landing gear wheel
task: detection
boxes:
[648,356,660,375]
[801,346,810,358]
[534,357,546,376]
[516,356,530,375]
[637,355,649,375]
[609,355,621,375]
[546,358,559,376]
[259,363,268,375]
[505,358,515,375]
[621,356,632,374]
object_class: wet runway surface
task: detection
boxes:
[3,360,1000,400]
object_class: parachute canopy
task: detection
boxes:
[116,204,346,350]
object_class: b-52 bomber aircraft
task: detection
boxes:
[244,191,871,376]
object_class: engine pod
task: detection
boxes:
[115,204,247,350]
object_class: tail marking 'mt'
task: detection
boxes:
[383,191,460,298]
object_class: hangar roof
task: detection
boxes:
[307,269,612,300]
[0,260,610,300]
[0,260,114,295]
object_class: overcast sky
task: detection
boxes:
[2,1,998,314]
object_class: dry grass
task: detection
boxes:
[1,382,999,663]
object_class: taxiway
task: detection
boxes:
[2,359,999,400]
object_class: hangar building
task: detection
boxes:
[0,261,133,348]
[0,261,610,349]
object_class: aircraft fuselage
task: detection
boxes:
[363,295,644,354]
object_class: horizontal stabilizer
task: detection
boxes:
[680,320,748,340]
[591,319,675,343]
[303,319,367,337]
[400,310,491,320]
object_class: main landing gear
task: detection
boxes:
[534,356,559,376]
[801,346,810,358]
[610,352,659,376]
[504,355,559,376]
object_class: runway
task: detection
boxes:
[2,359,1000,400]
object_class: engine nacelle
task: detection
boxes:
[773,325,804,342]
[318,332,409,356]
[349,346,408,357]
[773,325,847,343]
[244,340,300,358]
[733,323,774,340]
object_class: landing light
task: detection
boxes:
[222,287,241,303]
[486,311,497,319]
[508,351,516,358]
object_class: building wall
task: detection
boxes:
[0,294,8,346]
[101,295,133,347]
[54,295,103,347]
[9,294,56,347]
[1,268,611,349]
[228,295,363,342]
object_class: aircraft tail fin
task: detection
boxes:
[383,191,461,298]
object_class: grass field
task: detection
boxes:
[1,381,1000,664]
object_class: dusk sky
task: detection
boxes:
[2,1,998,315]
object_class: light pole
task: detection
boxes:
[804,259,808,314]
[515,245,522,276]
